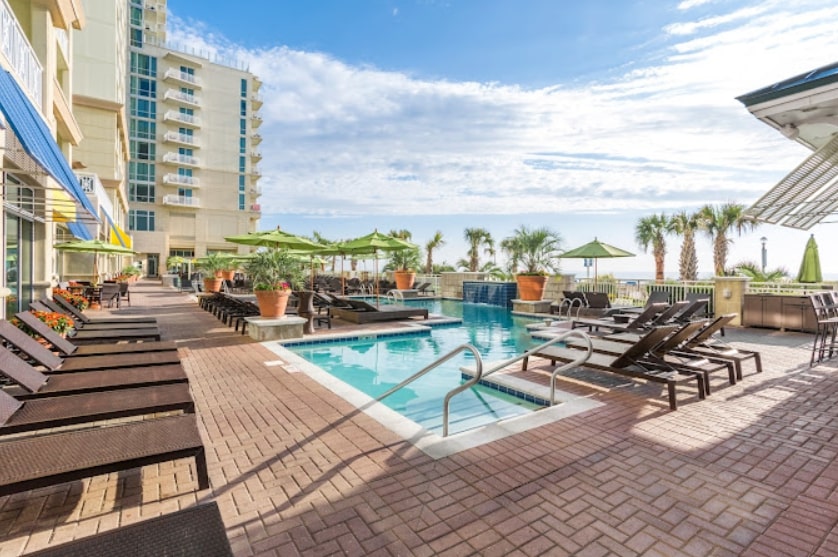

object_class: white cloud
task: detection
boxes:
[166,2,838,273]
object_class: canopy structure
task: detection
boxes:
[559,238,635,286]
[745,134,838,230]
[55,239,135,283]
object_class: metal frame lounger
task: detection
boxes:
[0,344,187,399]
[34,300,158,331]
[0,320,180,372]
[571,302,667,334]
[0,413,209,497]
[14,312,177,357]
[330,298,429,323]
[26,502,232,557]
[50,294,157,324]
[522,325,706,410]
[0,384,194,435]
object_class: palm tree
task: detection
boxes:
[463,228,494,272]
[635,213,670,283]
[734,261,790,282]
[425,231,445,274]
[669,211,699,281]
[699,203,758,276]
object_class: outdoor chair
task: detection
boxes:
[14,311,177,358]
[99,282,121,309]
[50,294,157,324]
[37,299,157,331]
[118,281,131,306]
[26,502,232,557]
[571,302,667,334]
[0,413,209,497]
[522,324,705,410]
[810,293,838,365]
[0,343,187,399]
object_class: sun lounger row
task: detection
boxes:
[0,310,209,498]
[526,315,761,410]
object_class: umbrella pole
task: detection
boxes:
[594,258,598,290]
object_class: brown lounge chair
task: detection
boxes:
[330,298,429,324]
[571,302,667,334]
[35,299,158,331]
[0,344,187,399]
[522,325,705,410]
[0,383,193,435]
[676,314,762,379]
[26,502,232,557]
[14,311,177,357]
[0,320,180,373]
[0,413,208,497]
[51,294,157,324]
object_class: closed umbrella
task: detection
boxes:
[796,234,823,283]
[558,237,635,287]
[54,239,135,284]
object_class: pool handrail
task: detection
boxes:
[375,343,483,438]
[480,329,593,406]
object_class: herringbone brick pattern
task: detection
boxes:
[0,280,836,555]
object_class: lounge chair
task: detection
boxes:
[36,299,158,331]
[677,314,762,379]
[571,302,667,334]
[13,311,177,358]
[415,282,435,296]
[51,294,157,324]
[0,413,209,496]
[0,383,193,435]
[26,502,232,557]
[330,298,429,324]
[522,324,705,410]
[0,320,180,373]
[673,297,710,323]
[620,290,671,314]
[0,344,187,399]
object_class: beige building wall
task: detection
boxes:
[128,0,262,276]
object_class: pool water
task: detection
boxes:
[286,299,544,435]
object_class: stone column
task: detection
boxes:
[713,276,750,326]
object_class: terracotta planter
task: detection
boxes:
[220,270,236,281]
[516,275,548,301]
[203,277,223,293]
[394,270,416,290]
[254,289,291,318]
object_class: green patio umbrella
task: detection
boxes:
[54,239,136,284]
[796,234,823,283]
[224,228,322,252]
[558,237,635,286]
[339,231,419,301]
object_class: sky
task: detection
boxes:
[166,0,838,279]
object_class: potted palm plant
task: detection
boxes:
[387,247,422,290]
[502,226,563,301]
[197,253,227,293]
[243,250,305,318]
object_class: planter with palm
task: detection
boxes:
[243,250,305,318]
[197,253,228,293]
[502,226,563,301]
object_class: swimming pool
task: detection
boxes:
[283,299,546,436]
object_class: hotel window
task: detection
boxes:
[178,127,193,139]
[178,147,193,157]
[180,66,195,77]
[130,28,143,48]
[130,120,156,140]
[239,193,246,210]
[4,175,35,315]
[130,98,156,119]
[177,167,193,178]
[130,76,156,98]
[239,137,246,154]
[180,87,194,97]
[240,100,247,117]
[240,119,246,135]
[238,175,246,191]
[130,53,156,77]
[179,107,194,117]
[129,210,156,231]
[177,188,193,198]
[130,6,142,27]
[241,79,247,97]
[130,140,156,161]
[128,183,155,203]
[239,156,246,173]
[129,161,155,183]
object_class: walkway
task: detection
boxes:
[0,281,836,556]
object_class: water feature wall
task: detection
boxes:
[462,281,518,308]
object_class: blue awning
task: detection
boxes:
[0,70,100,222]
[66,219,92,240]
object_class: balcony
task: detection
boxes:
[0,0,43,103]
[251,150,262,161]
[163,110,201,127]
[164,88,201,107]
[251,92,263,109]
[250,168,262,178]
[249,185,262,197]
[163,131,200,147]
[163,194,200,208]
[162,173,200,187]
[162,152,201,166]
[250,203,261,213]
[163,68,202,88]
[251,133,262,145]
[251,113,263,128]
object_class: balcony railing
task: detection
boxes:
[249,185,262,196]
[163,131,199,147]
[0,0,43,104]
[163,110,201,127]
[163,68,202,87]
[164,89,201,106]
[251,113,263,128]
[251,150,262,161]
[162,173,200,186]
[251,133,262,145]
[162,152,201,166]
[163,194,200,207]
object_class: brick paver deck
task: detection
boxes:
[1,280,836,556]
